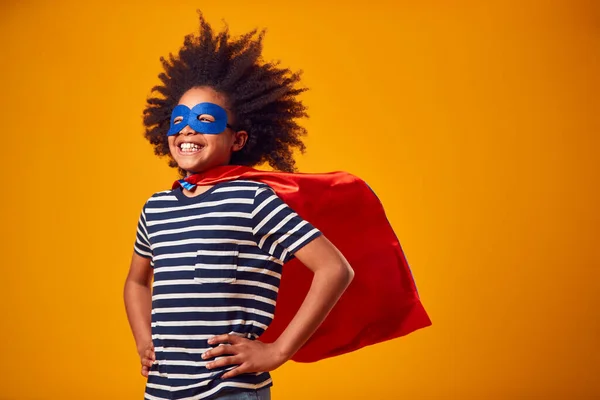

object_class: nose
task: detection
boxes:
[179,124,196,136]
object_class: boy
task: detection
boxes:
[125,12,430,400]
[124,14,353,400]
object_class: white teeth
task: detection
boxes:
[179,142,202,152]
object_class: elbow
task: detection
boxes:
[123,277,133,301]
[344,261,355,286]
[316,259,354,289]
[337,259,354,289]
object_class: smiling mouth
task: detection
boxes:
[178,142,205,154]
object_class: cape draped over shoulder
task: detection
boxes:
[173,165,432,362]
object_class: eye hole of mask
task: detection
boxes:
[197,114,215,123]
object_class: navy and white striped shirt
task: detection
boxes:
[134,180,322,400]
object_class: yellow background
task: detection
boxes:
[0,0,598,399]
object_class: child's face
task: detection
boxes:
[167,86,246,176]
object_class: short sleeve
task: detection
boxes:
[251,186,322,263]
[133,205,152,259]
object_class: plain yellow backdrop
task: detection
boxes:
[0,0,598,399]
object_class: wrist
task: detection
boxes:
[270,340,295,363]
[136,338,152,357]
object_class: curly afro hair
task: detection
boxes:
[142,12,308,177]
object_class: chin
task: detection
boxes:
[175,157,227,175]
[180,166,203,175]
[177,162,210,175]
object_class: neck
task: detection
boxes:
[173,165,259,191]
[185,162,235,177]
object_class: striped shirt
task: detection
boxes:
[134,180,322,400]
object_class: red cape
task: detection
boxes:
[173,165,431,362]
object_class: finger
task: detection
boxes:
[202,344,236,360]
[208,334,243,345]
[145,348,156,360]
[141,357,154,368]
[206,356,241,370]
[141,365,149,377]
[221,364,249,379]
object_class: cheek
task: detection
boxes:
[206,134,231,148]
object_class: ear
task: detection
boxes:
[231,130,248,152]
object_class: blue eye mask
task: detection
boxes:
[167,102,232,136]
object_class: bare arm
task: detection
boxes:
[269,235,354,358]
[124,252,154,376]
[204,235,354,377]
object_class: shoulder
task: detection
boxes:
[210,180,280,209]
[140,190,179,210]
[147,189,178,202]
[211,180,272,196]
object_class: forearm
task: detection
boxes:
[273,261,354,359]
[124,279,153,354]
